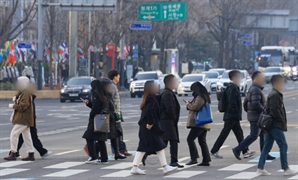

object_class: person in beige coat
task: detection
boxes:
[4,76,35,161]
[184,82,212,166]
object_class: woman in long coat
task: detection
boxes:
[184,82,212,166]
[82,80,112,164]
[130,81,178,176]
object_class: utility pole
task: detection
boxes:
[37,0,43,90]
[88,11,91,76]
[94,12,100,79]
[69,11,78,78]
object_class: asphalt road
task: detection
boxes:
[0,82,297,180]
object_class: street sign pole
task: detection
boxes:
[37,0,43,90]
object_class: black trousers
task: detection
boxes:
[117,123,127,152]
[187,128,211,163]
[86,140,108,162]
[211,119,247,154]
[18,127,47,156]
[164,140,178,163]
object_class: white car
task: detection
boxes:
[216,70,252,97]
[177,74,211,96]
[202,71,219,92]
[130,71,163,98]
[209,68,226,78]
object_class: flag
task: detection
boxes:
[64,44,69,61]
[58,42,66,54]
[4,41,10,57]
[0,50,3,62]
[15,41,21,62]
[7,42,17,64]
[77,47,84,59]
[89,45,94,52]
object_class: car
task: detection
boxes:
[202,71,220,92]
[263,67,287,83]
[130,71,163,98]
[177,74,211,96]
[216,70,252,97]
[159,73,182,90]
[291,66,298,81]
[209,68,226,78]
[60,76,95,103]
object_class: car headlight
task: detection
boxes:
[292,67,297,71]
[217,82,223,86]
[82,89,90,93]
[60,89,65,93]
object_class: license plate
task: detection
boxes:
[69,94,78,97]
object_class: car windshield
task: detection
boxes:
[135,73,158,80]
[222,72,245,79]
[203,73,218,79]
[264,67,281,73]
[182,75,203,82]
[67,78,91,86]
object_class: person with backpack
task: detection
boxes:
[232,71,275,160]
[184,82,212,166]
[210,70,251,158]
[256,75,297,176]
[160,74,183,168]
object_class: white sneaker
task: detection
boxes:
[85,158,98,164]
[163,165,178,175]
[256,169,271,176]
[284,169,298,176]
[130,167,146,175]
[42,151,52,158]
[243,150,256,158]
[210,152,223,159]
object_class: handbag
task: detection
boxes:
[194,104,213,126]
[257,108,273,131]
[94,109,110,133]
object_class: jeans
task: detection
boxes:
[211,119,247,154]
[187,128,211,163]
[235,121,264,152]
[258,128,288,170]
[164,140,178,163]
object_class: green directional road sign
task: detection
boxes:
[138,2,187,21]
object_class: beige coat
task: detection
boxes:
[186,96,212,130]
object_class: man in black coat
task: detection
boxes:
[210,70,248,158]
[233,71,275,160]
[160,74,183,168]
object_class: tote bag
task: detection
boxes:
[194,104,213,126]
[94,109,110,133]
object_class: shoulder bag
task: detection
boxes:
[194,104,213,126]
[94,109,110,133]
[257,108,273,131]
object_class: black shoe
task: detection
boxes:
[170,162,184,168]
[197,162,210,166]
[232,148,241,160]
[185,160,198,165]
[266,155,276,160]
[115,153,127,160]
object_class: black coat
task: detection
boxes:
[137,95,166,153]
[160,88,181,142]
[82,94,114,141]
[243,83,265,121]
[223,83,242,121]
[267,89,287,131]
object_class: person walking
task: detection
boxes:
[232,71,275,160]
[108,69,132,156]
[210,70,252,158]
[4,76,35,161]
[256,75,297,176]
[160,74,183,168]
[184,82,212,166]
[8,83,52,158]
[82,80,111,164]
[130,81,178,175]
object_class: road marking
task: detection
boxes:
[165,171,206,178]
[219,164,256,171]
[0,123,13,126]
[277,165,298,172]
[289,175,298,179]
[287,111,293,114]
[44,162,85,169]
[220,145,229,150]
[101,170,132,177]
[2,179,35,180]
[43,169,89,177]
[54,150,81,156]
[0,161,32,168]
[0,168,29,176]
[101,162,132,170]
[225,172,260,179]
[178,157,190,162]
[248,152,280,163]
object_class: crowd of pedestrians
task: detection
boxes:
[3,69,297,177]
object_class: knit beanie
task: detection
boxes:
[17,76,30,91]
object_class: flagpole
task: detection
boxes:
[37,0,43,90]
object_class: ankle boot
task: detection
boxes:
[111,139,126,160]
[4,152,17,161]
[21,153,35,161]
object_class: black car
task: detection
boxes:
[60,76,95,103]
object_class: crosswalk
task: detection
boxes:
[1,152,297,179]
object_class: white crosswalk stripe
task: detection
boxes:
[43,169,89,177]
[0,168,30,177]
[225,172,260,179]
[164,171,206,178]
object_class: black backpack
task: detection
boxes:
[216,86,229,112]
[257,107,273,131]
